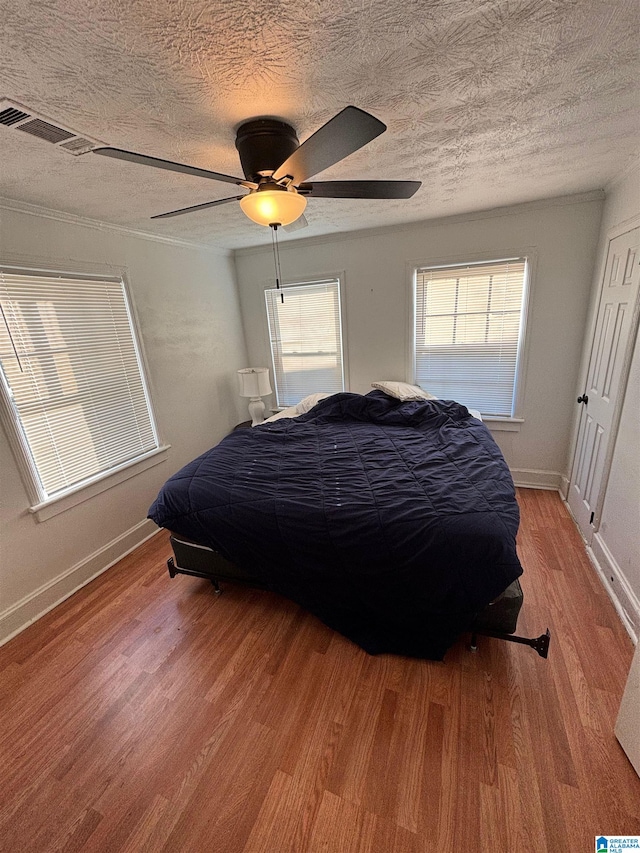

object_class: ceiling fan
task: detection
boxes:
[93,106,421,229]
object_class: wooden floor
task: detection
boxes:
[0,489,638,852]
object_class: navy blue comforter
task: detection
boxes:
[149,391,522,659]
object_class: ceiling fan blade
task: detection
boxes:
[283,213,309,232]
[272,106,386,184]
[299,180,421,199]
[150,196,245,219]
[94,147,256,188]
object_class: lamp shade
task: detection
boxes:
[240,186,307,227]
[238,367,272,398]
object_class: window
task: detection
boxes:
[0,267,160,507]
[265,278,345,407]
[414,258,528,418]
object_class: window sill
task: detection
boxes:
[483,417,524,433]
[29,445,171,522]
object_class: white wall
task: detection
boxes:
[576,158,640,639]
[0,203,248,643]
[235,193,603,486]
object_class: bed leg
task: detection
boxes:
[212,579,222,596]
[470,632,478,652]
[471,628,551,659]
[167,557,176,578]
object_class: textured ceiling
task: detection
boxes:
[0,0,638,250]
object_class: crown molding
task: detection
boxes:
[1,189,607,260]
[233,190,606,258]
[605,151,640,192]
[0,196,232,257]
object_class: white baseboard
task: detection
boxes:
[588,533,640,644]
[559,474,570,500]
[562,496,638,643]
[0,518,160,647]
[510,468,562,490]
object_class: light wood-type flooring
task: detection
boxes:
[1,489,638,852]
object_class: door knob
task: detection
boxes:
[577,394,589,404]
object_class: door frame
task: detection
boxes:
[568,215,640,534]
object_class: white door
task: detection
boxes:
[568,227,640,541]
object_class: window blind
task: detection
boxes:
[265,279,344,407]
[414,259,527,417]
[0,270,159,500]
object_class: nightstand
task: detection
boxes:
[233,420,253,430]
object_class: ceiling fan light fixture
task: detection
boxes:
[94,107,420,224]
[240,185,307,227]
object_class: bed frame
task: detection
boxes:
[167,533,550,659]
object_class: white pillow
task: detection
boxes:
[261,393,334,424]
[295,392,334,414]
[371,381,437,401]
[261,405,299,423]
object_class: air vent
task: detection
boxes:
[0,98,105,155]
[60,137,97,155]
[0,107,30,126]
[17,119,75,144]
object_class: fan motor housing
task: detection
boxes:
[235,119,299,182]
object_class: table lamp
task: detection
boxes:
[237,368,272,425]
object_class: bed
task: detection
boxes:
[148,389,550,660]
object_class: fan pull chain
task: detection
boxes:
[270,224,285,303]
